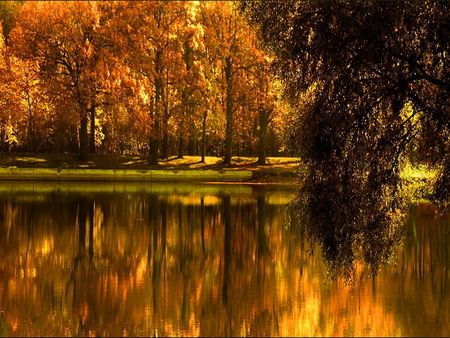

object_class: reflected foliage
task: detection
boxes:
[0,183,297,337]
[293,173,405,284]
[239,1,450,283]
[1,184,450,336]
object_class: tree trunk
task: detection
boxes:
[161,88,169,159]
[89,106,96,154]
[188,135,194,156]
[0,126,5,152]
[150,131,159,165]
[24,88,36,152]
[178,133,184,159]
[162,122,168,159]
[28,114,35,152]
[224,57,233,165]
[258,108,272,165]
[80,116,89,161]
[150,50,163,166]
[201,110,207,163]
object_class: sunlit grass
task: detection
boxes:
[0,154,301,183]
[158,156,300,170]
[123,160,149,166]
[401,163,439,180]
[15,156,47,163]
[400,163,439,203]
[0,153,300,170]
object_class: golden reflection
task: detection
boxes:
[181,194,221,206]
[0,187,449,337]
[40,238,54,254]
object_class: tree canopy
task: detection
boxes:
[1,1,289,163]
[240,1,450,283]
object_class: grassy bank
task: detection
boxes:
[0,153,300,183]
[401,163,439,203]
[0,152,438,192]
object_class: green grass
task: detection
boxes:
[0,153,299,169]
[0,153,440,192]
[0,153,301,183]
[400,163,439,203]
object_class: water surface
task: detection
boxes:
[0,181,449,337]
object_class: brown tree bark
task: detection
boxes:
[89,106,96,154]
[201,110,207,163]
[79,116,89,161]
[224,57,233,165]
[257,108,271,165]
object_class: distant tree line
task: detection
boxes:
[0,1,291,164]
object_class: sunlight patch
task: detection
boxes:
[16,157,47,163]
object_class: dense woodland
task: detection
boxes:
[4,0,450,282]
[0,1,291,164]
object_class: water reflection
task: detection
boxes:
[0,182,450,337]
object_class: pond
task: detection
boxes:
[0,181,449,337]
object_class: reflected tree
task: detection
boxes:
[77,197,88,254]
[238,1,450,283]
[0,185,314,336]
[257,195,270,258]
[222,194,232,305]
[200,196,206,254]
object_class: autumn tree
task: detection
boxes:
[1,1,287,160]
[0,25,49,152]
[240,1,450,282]
[0,1,23,44]
[98,70,152,154]
[9,57,56,152]
[10,1,122,160]
[113,1,188,164]
[173,6,208,160]
[199,1,261,165]
[237,50,285,165]
[0,24,13,151]
[254,66,274,165]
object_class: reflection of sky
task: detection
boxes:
[0,183,449,337]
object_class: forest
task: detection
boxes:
[0,1,291,164]
[4,0,450,282]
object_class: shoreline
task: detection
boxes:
[0,167,254,182]
[0,166,298,184]
[0,154,300,183]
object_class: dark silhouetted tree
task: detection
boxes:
[240,1,450,283]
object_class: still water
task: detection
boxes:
[0,181,449,337]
